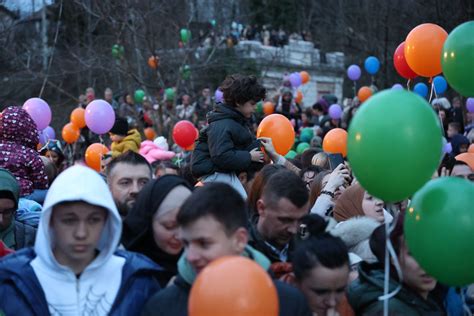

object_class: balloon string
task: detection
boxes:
[460,290,473,316]
[429,82,435,103]
[406,79,411,91]
[353,81,357,98]
[379,211,403,315]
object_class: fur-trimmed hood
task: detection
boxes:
[330,216,380,263]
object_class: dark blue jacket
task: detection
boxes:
[0,248,162,316]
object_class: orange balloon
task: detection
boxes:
[300,71,310,84]
[62,123,80,144]
[358,86,372,103]
[323,128,348,157]
[85,143,109,172]
[404,23,448,77]
[189,256,279,316]
[455,153,474,171]
[257,114,295,156]
[295,90,303,104]
[263,102,274,115]
[70,108,86,129]
[468,144,474,154]
[148,55,159,69]
[144,127,156,140]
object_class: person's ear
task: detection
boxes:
[256,198,266,217]
[232,227,249,254]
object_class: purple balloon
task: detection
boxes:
[443,142,452,154]
[38,131,46,145]
[392,84,404,90]
[43,126,55,140]
[85,99,115,134]
[214,89,223,103]
[22,98,52,130]
[289,72,302,88]
[328,104,342,120]
[347,65,361,81]
[467,98,474,113]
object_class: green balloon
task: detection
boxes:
[347,90,442,202]
[181,65,191,80]
[442,21,474,97]
[405,177,474,286]
[256,101,263,114]
[296,142,310,154]
[300,128,314,143]
[134,89,145,103]
[180,28,191,43]
[165,88,175,100]
[112,45,120,59]
[285,150,297,159]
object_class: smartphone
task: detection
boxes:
[328,153,344,170]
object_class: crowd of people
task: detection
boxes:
[0,74,472,315]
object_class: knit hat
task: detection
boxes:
[110,117,129,136]
[40,140,65,164]
[0,168,20,208]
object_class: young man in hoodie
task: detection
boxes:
[0,165,162,315]
[142,182,312,316]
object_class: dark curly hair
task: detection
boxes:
[220,74,266,107]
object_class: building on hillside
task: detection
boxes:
[235,39,344,107]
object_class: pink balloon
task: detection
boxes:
[85,99,115,134]
[22,98,52,130]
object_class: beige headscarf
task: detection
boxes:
[333,183,365,222]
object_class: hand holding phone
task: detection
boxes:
[328,153,344,170]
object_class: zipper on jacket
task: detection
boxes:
[76,277,80,314]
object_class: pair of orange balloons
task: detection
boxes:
[62,108,87,144]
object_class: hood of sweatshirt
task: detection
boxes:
[31,165,124,315]
[34,165,122,271]
[0,106,39,149]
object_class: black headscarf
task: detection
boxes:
[122,175,192,285]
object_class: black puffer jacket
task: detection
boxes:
[191,103,259,178]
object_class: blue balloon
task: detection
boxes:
[392,84,404,90]
[433,76,448,95]
[364,56,380,75]
[414,83,429,98]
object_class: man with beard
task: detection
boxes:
[106,151,152,219]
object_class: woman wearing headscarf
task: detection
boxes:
[122,175,192,287]
[331,183,393,263]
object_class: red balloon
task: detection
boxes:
[173,120,198,148]
[394,42,417,80]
